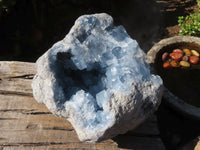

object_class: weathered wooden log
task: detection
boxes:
[0,61,165,150]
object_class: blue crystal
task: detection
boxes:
[49,13,154,128]
[32,13,163,142]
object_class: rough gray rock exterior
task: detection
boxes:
[32,13,163,143]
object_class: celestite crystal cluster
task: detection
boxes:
[32,13,163,143]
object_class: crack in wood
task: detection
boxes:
[43,127,74,131]
[0,90,33,97]
[9,74,35,80]
[0,118,18,120]
[26,112,51,115]
[0,109,36,112]
[26,123,41,130]
[0,138,6,141]
[0,109,51,115]
[1,142,82,147]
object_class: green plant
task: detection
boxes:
[197,0,200,5]
[178,10,200,37]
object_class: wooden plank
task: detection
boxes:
[2,142,119,150]
[0,78,33,96]
[0,94,159,136]
[0,61,35,97]
[0,61,36,79]
[0,95,49,112]
[0,61,165,150]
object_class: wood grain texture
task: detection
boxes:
[0,61,165,150]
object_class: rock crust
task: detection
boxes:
[32,13,163,143]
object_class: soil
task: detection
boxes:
[162,0,199,37]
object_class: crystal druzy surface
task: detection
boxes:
[32,13,163,142]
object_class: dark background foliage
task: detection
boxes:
[0,0,163,61]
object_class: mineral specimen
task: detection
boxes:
[31,13,163,143]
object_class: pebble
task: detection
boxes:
[162,52,169,61]
[191,50,200,57]
[167,58,173,62]
[189,56,199,64]
[170,60,180,67]
[162,48,200,69]
[173,49,184,54]
[182,55,189,62]
[163,62,171,69]
[183,49,192,56]
[170,52,183,61]
[180,61,190,67]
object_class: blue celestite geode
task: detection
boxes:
[31,13,163,143]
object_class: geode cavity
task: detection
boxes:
[32,13,163,143]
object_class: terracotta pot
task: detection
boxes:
[147,36,200,120]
